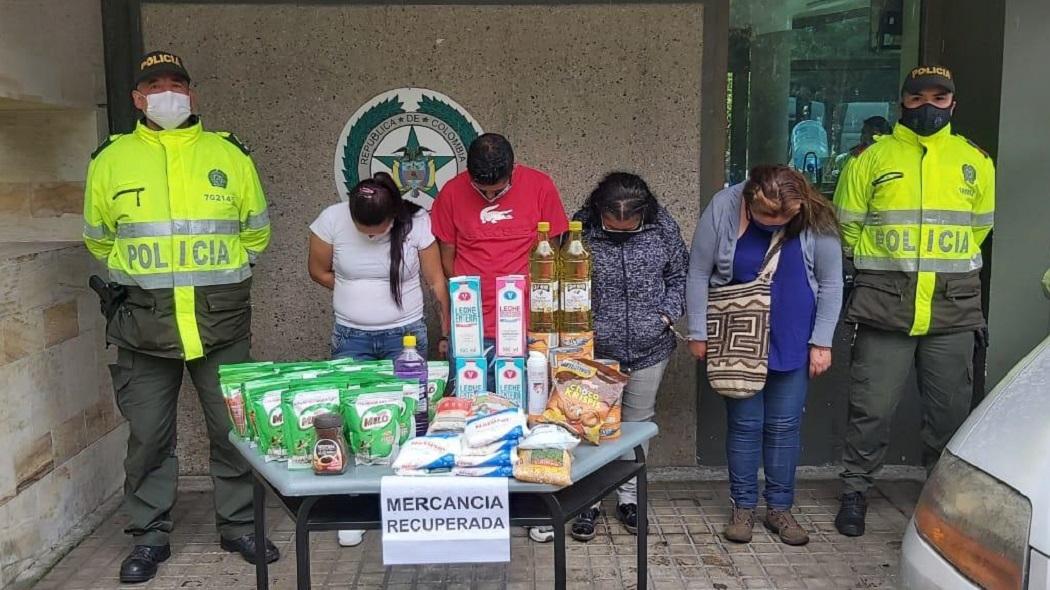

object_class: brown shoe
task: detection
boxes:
[764,509,810,546]
[723,507,755,543]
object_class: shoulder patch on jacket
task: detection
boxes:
[964,137,991,159]
[90,134,122,160]
[218,132,252,155]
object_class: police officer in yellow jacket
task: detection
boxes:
[83,51,278,582]
[832,66,995,537]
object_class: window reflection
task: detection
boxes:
[726,0,917,196]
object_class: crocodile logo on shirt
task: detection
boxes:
[335,88,484,211]
[480,204,513,224]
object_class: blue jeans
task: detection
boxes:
[331,318,428,361]
[724,367,809,510]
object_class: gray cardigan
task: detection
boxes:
[685,182,844,347]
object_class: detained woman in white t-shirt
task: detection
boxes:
[308,172,450,362]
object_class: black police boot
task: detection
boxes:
[119,544,171,583]
[835,492,868,537]
[220,533,280,564]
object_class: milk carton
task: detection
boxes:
[496,275,527,357]
[449,276,484,357]
[493,357,527,408]
[455,357,488,399]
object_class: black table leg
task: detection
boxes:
[295,497,318,590]
[636,445,648,590]
[540,494,568,590]
[253,475,268,590]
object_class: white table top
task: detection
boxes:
[232,422,659,497]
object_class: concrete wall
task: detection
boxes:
[0,0,108,242]
[140,1,708,471]
[0,1,123,587]
[0,245,124,588]
[986,0,1050,386]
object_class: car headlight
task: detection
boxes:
[914,451,1032,589]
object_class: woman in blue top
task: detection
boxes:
[686,165,842,546]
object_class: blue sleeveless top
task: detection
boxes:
[731,224,816,372]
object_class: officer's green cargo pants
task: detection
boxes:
[109,339,253,546]
[840,325,975,495]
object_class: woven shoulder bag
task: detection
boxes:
[705,231,785,398]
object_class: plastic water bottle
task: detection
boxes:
[394,334,429,436]
[526,350,550,417]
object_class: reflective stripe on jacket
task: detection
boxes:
[83,118,271,359]
[834,122,995,336]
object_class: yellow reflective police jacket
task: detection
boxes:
[834,122,995,336]
[83,118,271,360]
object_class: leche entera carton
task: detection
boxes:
[493,357,527,408]
[449,276,484,358]
[455,357,488,399]
[495,275,527,357]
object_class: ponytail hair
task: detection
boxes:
[743,165,839,237]
[347,172,417,308]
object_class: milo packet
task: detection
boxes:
[219,361,275,374]
[427,361,450,422]
[246,380,290,461]
[353,380,417,446]
[281,381,344,470]
[345,392,404,465]
[220,370,275,440]
[243,377,290,445]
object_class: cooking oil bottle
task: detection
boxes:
[528,222,559,343]
[558,221,593,355]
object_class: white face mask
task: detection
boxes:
[145,91,192,130]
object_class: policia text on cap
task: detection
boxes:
[82,50,280,584]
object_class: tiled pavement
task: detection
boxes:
[33,479,920,590]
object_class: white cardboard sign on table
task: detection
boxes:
[380,475,510,565]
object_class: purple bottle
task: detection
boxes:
[394,334,429,436]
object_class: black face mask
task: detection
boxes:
[900,103,953,136]
[605,230,632,244]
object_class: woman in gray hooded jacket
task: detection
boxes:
[567,172,688,541]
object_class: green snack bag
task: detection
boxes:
[250,385,289,461]
[244,378,289,450]
[427,361,450,422]
[400,386,417,446]
[219,361,275,375]
[281,382,344,470]
[346,392,403,465]
[220,370,274,439]
[325,357,360,368]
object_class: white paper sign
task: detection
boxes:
[380,476,510,565]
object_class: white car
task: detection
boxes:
[901,336,1050,589]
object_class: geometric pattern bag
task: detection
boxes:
[705,230,785,399]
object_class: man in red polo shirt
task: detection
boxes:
[432,133,569,343]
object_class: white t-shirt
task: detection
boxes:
[310,204,435,330]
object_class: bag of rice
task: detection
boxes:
[428,397,473,434]
[519,423,580,451]
[462,408,528,448]
[455,447,518,468]
[469,394,519,417]
[456,438,518,457]
[540,358,627,444]
[513,448,572,486]
[392,434,459,473]
[452,465,515,477]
